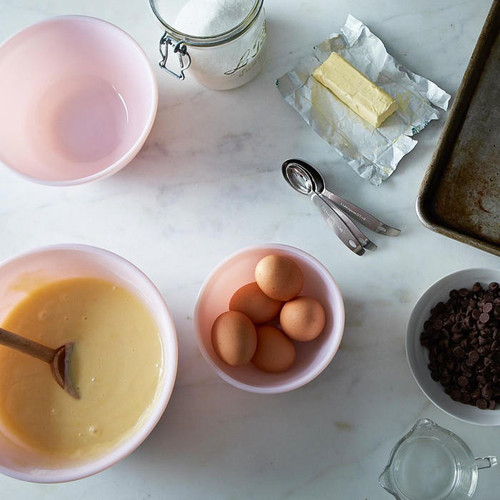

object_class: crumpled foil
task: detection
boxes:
[276,15,451,185]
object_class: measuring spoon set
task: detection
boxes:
[282,159,400,255]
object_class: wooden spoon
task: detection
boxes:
[0,327,79,399]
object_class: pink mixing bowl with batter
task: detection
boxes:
[0,16,158,185]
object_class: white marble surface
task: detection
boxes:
[0,0,498,498]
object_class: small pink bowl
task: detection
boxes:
[194,244,345,393]
[0,16,158,185]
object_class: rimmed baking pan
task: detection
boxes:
[416,0,499,257]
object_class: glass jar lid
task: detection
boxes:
[148,0,264,47]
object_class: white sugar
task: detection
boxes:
[175,0,253,37]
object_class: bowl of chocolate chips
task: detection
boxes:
[406,268,500,426]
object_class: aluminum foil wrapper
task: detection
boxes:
[276,15,451,185]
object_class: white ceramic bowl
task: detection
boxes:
[194,243,345,394]
[0,16,158,185]
[406,268,500,426]
[0,244,178,482]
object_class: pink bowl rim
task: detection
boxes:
[194,243,345,394]
[0,16,158,187]
[0,243,178,482]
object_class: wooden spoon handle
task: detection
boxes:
[0,327,56,363]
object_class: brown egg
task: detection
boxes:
[211,311,257,366]
[280,296,326,341]
[252,325,296,373]
[229,282,283,324]
[255,254,304,301]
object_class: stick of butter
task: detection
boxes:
[312,52,398,127]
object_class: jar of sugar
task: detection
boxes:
[149,0,267,90]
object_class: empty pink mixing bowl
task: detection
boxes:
[0,16,158,185]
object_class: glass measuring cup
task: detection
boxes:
[379,419,497,499]
[148,0,266,90]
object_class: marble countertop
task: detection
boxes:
[0,0,498,498]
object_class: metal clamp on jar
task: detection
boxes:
[148,0,267,90]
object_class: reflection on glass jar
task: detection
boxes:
[149,0,267,90]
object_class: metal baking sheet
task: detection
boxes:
[416,0,500,257]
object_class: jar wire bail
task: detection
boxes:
[158,33,191,80]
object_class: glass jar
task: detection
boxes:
[148,0,267,90]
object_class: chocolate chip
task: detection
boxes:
[467,350,480,366]
[433,318,443,330]
[478,337,489,347]
[476,398,488,410]
[461,393,472,404]
[483,303,493,314]
[479,312,490,323]
[470,388,481,399]
[482,383,493,400]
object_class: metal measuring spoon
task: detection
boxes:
[285,159,401,237]
[282,162,365,255]
[282,160,377,251]
[301,163,377,251]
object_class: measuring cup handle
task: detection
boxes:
[158,33,192,80]
[475,456,497,470]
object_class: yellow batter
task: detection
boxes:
[0,277,163,459]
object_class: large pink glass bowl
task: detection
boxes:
[0,244,178,482]
[0,16,158,185]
